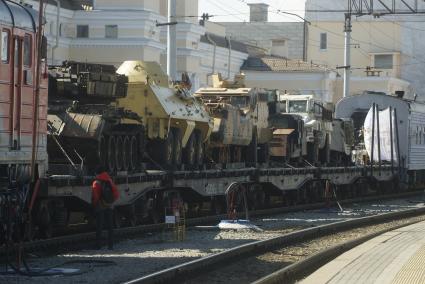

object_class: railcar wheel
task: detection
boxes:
[115,136,124,171]
[172,128,183,167]
[107,136,116,172]
[129,136,138,171]
[183,132,196,166]
[194,130,204,167]
[123,136,130,171]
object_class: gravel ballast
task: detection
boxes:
[1,196,424,284]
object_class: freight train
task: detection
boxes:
[0,0,415,242]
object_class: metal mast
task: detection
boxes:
[167,0,177,81]
[343,13,352,98]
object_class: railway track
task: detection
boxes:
[1,191,420,261]
[124,194,425,284]
[1,191,423,284]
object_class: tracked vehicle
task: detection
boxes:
[48,61,212,172]
[195,74,272,164]
[47,61,145,173]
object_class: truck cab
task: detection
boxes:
[276,93,333,165]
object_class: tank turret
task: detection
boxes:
[47,61,145,173]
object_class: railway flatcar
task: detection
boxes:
[0,0,403,243]
[335,91,425,186]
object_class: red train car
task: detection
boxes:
[0,0,48,185]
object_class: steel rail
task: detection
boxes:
[0,191,420,261]
[124,201,425,284]
[252,218,422,284]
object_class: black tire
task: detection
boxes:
[115,136,124,171]
[107,136,116,172]
[172,128,183,167]
[247,130,258,164]
[194,130,204,167]
[158,131,174,166]
[258,143,270,164]
[183,132,196,166]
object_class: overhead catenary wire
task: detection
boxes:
[200,1,425,72]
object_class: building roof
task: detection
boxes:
[241,56,329,73]
[200,33,249,54]
[46,0,93,10]
[1,0,37,31]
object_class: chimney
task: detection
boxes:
[248,3,269,22]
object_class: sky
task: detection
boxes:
[198,0,307,22]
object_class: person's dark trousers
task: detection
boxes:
[95,207,114,249]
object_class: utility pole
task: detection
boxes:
[343,13,352,98]
[167,0,177,81]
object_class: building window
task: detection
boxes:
[271,39,287,57]
[374,54,393,69]
[320,33,327,50]
[1,30,9,63]
[23,34,32,67]
[76,25,89,38]
[105,25,118,38]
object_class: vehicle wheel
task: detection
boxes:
[231,146,242,163]
[129,136,138,171]
[172,128,183,167]
[258,143,270,164]
[183,132,196,166]
[158,130,174,166]
[123,136,130,171]
[115,136,124,171]
[247,130,258,164]
[107,136,116,172]
[194,130,204,167]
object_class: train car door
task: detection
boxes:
[12,35,23,150]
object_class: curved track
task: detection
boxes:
[0,191,418,260]
[124,198,425,284]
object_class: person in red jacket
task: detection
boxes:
[92,166,119,250]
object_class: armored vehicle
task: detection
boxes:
[47,61,144,173]
[272,92,333,165]
[195,74,272,164]
[115,61,212,168]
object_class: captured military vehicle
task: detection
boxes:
[195,74,272,164]
[47,61,144,173]
[116,61,212,168]
[270,92,333,165]
[48,61,212,172]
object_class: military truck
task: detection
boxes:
[272,92,333,165]
[116,61,212,168]
[47,61,212,172]
[195,74,272,164]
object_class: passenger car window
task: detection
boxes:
[24,34,32,66]
[1,30,9,63]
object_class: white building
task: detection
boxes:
[305,0,425,100]
[24,0,248,89]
